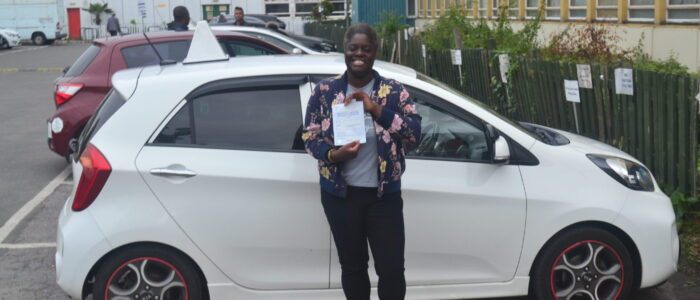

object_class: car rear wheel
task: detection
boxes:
[0,37,9,49]
[93,245,204,300]
[32,33,46,45]
[531,227,635,300]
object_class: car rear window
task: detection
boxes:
[121,40,191,68]
[77,89,126,157]
[65,44,101,77]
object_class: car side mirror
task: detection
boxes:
[292,48,303,54]
[486,124,510,164]
[63,65,70,74]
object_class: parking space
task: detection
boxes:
[0,39,695,300]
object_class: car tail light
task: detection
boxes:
[55,83,83,106]
[73,144,111,211]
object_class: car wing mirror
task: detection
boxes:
[292,48,303,54]
[486,124,510,164]
[63,65,70,74]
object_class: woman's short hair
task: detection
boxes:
[344,22,378,50]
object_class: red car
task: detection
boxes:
[48,30,288,159]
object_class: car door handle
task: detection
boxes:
[149,168,197,178]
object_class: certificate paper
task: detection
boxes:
[332,101,366,146]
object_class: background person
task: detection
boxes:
[106,13,121,36]
[233,6,247,26]
[167,6,190,31]
[302,22,422,300]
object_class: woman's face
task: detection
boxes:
[344,33,376,79]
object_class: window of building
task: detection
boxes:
[419,0,425,16]
[265,4,290,15]
[596,0,618,20]
[509,0,520,19]
[546,0,561,19]
[264,0,346,17]
[628,0,655,22]
[467,0,474,18]
[408,0,417,17]
[492,0,501,19]
[569,0,587,20]
[667,0,700,23]
[436,0,442,16]
[479,0,487,17]
[526,0,540,19]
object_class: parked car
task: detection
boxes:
[56,23,678,300]
[0,27,21,49]
[47,30,288,160]
[211,24,338,53]
[209,13,286,30]
[0,0,67,45]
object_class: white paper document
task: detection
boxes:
[332,101,366,146]
[615,68,634,95]
[564,80,581,103]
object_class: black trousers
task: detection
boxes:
[321,187,406,300]
[108,30,118,36]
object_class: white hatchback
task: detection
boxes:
[56,24,679,300]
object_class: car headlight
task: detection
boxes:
[587,154,655,191]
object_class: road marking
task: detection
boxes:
[0,45,47,56]
[0,242,56,249]
[0,166,71,244]
[0,67,63,72]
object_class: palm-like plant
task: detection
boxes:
[82,2,113,26]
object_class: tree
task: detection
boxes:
[83,2,113,26]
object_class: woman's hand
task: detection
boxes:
[330,141,360,162]
[346,90,382,119]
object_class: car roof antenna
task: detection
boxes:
[143,32,177,66]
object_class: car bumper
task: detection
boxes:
[55,194,111,298]
[613,190,679,288]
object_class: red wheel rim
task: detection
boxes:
[105,256,189,300]
[549,240,624,300]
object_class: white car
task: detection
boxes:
[208,25,337,55]
[56,23,678,300]
[0,27,21,49]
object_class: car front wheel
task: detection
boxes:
[93,245,204,300]
[531,227,635,300]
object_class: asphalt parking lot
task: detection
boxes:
[0,42,696,300]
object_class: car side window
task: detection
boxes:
[121,40,191,68]
[242,32,296,52]
[406,88,490,162]
[219,40,276,57]
[154,86,304,151]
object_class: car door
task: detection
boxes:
[135,75,330,290]
[327,85,528,287]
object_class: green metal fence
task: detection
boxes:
[305,23,699,196]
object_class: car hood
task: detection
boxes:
[0,29,19,36]
[552,127,639,163]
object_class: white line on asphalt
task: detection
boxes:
[0,46,48,56]
[0,242,56,249]
[0,166,70,244]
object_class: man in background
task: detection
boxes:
[167,6,190,31]
[233,7,247,26]
[106,13,121,36]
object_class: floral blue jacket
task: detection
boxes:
[302,70,422,197]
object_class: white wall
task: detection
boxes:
[416,19,700,72]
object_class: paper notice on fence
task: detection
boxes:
[576,64,593,89]
[421,44,426,58]
[332,101,366,146]
[615,68,634,95]
[499,54,509,83]
[564,80,581,103]
[404,29,408,40]
[450,50,462,65]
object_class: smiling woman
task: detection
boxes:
[302,22,422,300]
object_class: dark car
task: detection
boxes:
[47,30,288,159]
[210,14,286,30]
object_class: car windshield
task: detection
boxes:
[416,73,541,142]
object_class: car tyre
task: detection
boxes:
[0,37,8,49]
[93,245,204,300]
[32,33,46,45]
[531,227,635,300]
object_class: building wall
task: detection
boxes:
[415,0,700,70]
[354,0,414,26]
